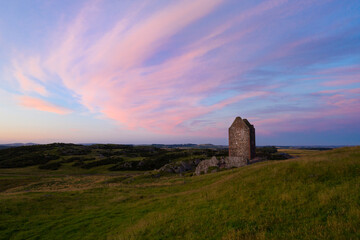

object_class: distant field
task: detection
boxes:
[0,146,359,239]
[277,148,323,157]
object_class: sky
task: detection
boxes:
[0,0,359,145]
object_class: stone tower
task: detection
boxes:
[228,117,256,165]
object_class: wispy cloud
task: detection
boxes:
[12,60,47,96]
[19,96,72,115]
[4,0,360,142]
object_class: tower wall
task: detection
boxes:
[243,119,256,159]
[228,117,256,166]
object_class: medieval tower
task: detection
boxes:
[228,117,256,165]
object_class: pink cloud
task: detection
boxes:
[322,74,360,86]
[316,89,340,94]
[12,61,47,96]
[309,64,360,87]
[19,96,72,115]
[108,0,224,69]
[8,0,358,139]
[21,0,256,135]
[315,64,360,75]
[254,88,360,135]
[348,88,360,94]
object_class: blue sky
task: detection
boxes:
[0,0,359,145]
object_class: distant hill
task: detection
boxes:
[0,142,346,150]
[0,143,38,150]
[151,143,228,149]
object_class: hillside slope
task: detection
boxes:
[0,147,359,239]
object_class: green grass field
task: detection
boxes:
[1,147,359,239]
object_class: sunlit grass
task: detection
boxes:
[277,148,322,157]
[0,147,359,239]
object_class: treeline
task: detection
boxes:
[256,146,291,160]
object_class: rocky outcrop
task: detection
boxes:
[195,156,250,175]
[159,159,202,174]
[195,157,219,175]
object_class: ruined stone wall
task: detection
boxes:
[229,120,250,163]
[243,119,256,159]
[195,117,256,175]
[228,117,256,164]
[249,126,255,159]
[225,156,248,167]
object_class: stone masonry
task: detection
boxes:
[195,116,256,175]
[243,118,256,159]
[228,116,256,166]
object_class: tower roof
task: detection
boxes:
[229,116,247,129]
[243,119,254,128]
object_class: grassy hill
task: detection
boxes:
[0,143,228,173]
[0,147,359,239]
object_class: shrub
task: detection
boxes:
[109,161,137,171]
[81,157,124,169]
[39,162,62,170]
[58,147,91,156]
[268,153,292,160]
[0,153,50,168]
[72,161,84,167]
